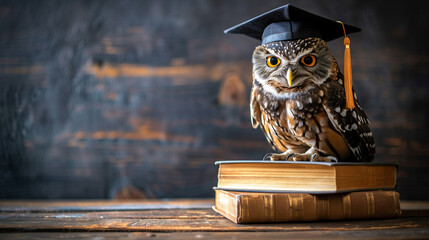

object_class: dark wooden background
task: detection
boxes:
[1,0,428,200]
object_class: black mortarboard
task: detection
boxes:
[224,4,361,44]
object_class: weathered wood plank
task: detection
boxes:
[0,209,223,220]
[1,217,428,232]
[0,199,214,212]
[1,230,429,240]
[0,199,425,212]
[0,209,428,232]
[1,200,428,237]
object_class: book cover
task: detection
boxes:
[216,161,397,193]
[214,189,401,223]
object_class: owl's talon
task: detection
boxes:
[286,153,296,161]
[264,151,296,161]
[310,153,319,161]
[263,153,273,161]
[311,155,338,162]
[286,148,338,162]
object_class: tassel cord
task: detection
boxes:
[337,21,355,110]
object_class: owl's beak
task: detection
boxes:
[287,68,294,86]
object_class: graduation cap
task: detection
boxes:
[224,4,359,110]
[224,4,360,44]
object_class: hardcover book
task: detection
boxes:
[215,161,397,193]
[214,189,401,223]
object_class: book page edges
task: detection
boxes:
[335,165,397,190]
[217,163,396,192]
[214,190,241,223]
[212,206,239,223]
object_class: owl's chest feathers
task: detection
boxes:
[255,83,330,150]
[256,84,325,118]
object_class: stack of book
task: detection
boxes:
[213,161,401,223]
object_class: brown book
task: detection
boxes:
[214,190,401,223]
[215,161,396,193]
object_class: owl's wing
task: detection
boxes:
[322,79,375,162]
[250,85,262,128]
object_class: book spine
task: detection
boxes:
[235,191,401,223]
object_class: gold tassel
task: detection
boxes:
[337,21,355,110]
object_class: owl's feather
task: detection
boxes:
[322,75,375,162]
[250,86,261,128]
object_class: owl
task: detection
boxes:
[250,37,375,162]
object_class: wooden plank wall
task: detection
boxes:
[0,0,428,200]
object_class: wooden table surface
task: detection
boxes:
[1,199,428,239]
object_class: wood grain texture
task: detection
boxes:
[1,0,429,200]
[0,200,428,239]
[1,214,428,232]
[0,207,428,233]
[2,231,429,240]
[0,199,215,212]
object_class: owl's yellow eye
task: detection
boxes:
[266,56,281,68]
[300,55,316,67]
